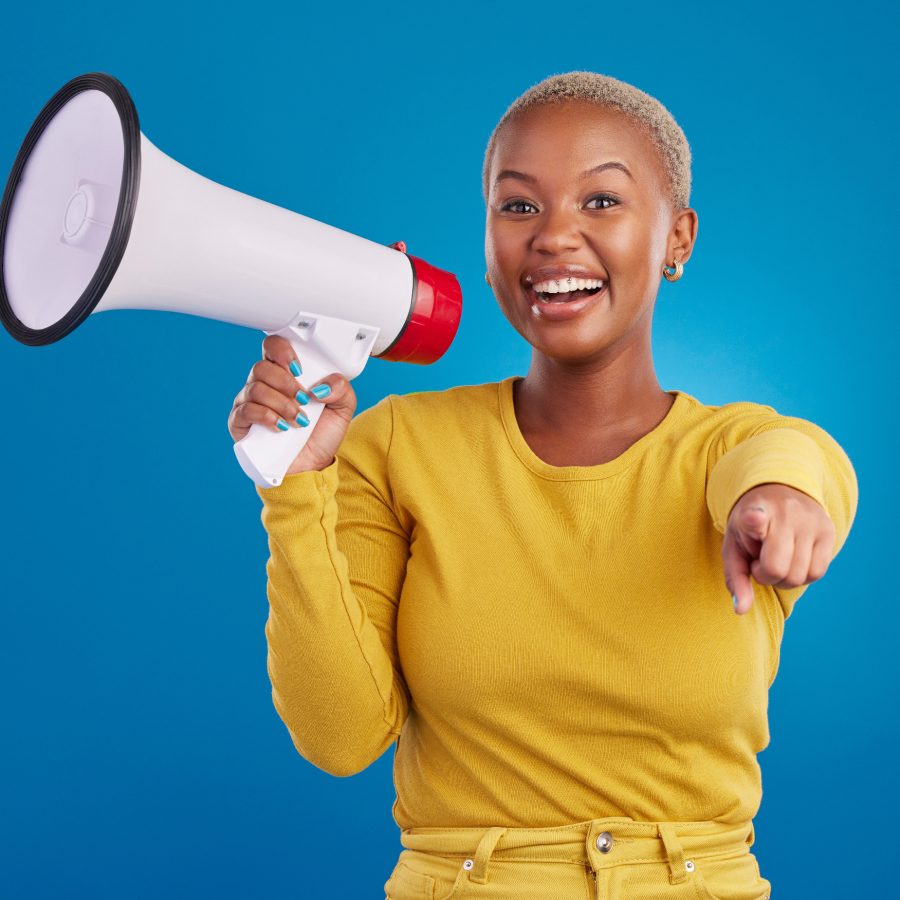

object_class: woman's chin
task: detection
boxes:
[524,327,617,363]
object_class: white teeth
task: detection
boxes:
[532,277,605,294]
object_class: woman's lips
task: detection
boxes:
[527,283,608,319]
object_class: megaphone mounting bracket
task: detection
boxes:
[274,311,379,380]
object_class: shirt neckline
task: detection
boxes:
[498,375,691,481]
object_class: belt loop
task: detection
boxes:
[657,824,687,885]
[469,827,507,884]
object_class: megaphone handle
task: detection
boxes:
[233,317,378,489]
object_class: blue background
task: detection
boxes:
[0,1,894,896]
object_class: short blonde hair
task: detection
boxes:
[482,71,692,211]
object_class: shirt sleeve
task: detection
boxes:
[255,395,411,776]
[705,407,859,619]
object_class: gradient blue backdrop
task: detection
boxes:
[1,2,894,897]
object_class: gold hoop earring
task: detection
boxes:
[485,272,492,287]
[662,255,684,282]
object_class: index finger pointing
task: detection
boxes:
[722,527,754,615]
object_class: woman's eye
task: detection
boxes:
[500,199,538,214]
[586,194,619,210]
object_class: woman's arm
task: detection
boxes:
[256,396,411,776]
[706,409,859,618]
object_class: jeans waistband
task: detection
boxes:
[400,817,756,887]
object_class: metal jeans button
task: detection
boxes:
[595,831,613,853]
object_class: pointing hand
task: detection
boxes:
[722,483,836,615]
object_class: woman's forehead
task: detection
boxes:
[493,101,662,182]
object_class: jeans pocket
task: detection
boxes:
[384,853,471,900]
[384,861,436,900]
[599,861,713,900]
[690,851,771,900]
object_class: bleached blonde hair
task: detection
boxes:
[482,71,692,211]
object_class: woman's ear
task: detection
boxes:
[667,207,699,266]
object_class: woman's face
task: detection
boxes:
[485,100,695,366]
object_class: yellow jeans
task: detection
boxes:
[384,816,772,899]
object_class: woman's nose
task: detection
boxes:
[531,204,583,254]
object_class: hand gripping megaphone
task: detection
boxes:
[0,73,462,488]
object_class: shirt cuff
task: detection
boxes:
[255,457,340,509]
[706,428,828,534]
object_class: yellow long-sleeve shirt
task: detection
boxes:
[256,376,858,829]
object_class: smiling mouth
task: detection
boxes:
[528,277,607,304]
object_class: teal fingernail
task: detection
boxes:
[276,418,290,431]
[296,410,310,427]
[296,390,310,404]
[290,360,302,377]
[732,594,739,610]
[311,384,331,400]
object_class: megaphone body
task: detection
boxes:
[0,73,462,487]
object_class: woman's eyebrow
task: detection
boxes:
[494,169,538,186]
[581,161,634,180]
[494,161,634,187]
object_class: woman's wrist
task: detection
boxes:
[286,456,336,476]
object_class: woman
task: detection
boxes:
[228,72,858,899]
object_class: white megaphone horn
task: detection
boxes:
[0,72,463,488]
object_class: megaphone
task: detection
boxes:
[0,72,462,488]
